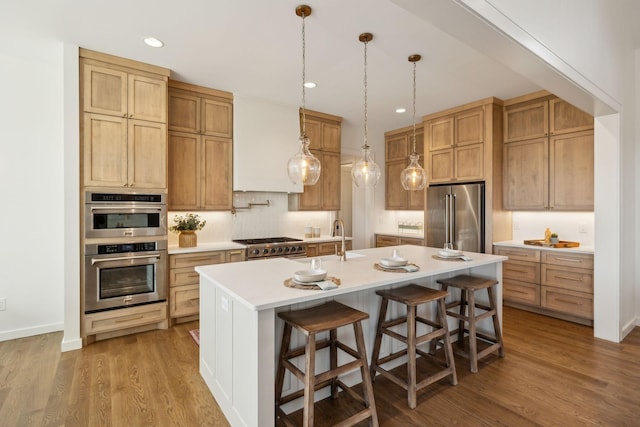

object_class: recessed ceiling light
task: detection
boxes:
[304,82,317,88]
[395,107,406,113]
[144,37,164,48]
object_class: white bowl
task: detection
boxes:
[293,269,327,283]
[439,249,463,257]
[380,257,408,267]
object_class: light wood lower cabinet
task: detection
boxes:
[306,241,352,257]
[375,234,424,247]
[169,249,246,323]
[494,246,593,325]
[84,302,168,340]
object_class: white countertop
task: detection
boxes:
[493,240,594,254]
[196,245,507,311]
[168,235,351,254]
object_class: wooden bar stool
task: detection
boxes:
[436,275,505,373]
[275,300,378,427]
[369,284,457,409]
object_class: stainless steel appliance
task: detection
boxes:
[233,237,307,260]
[84,240,167,313]
[426,183,485,252]
[85,191,167,239]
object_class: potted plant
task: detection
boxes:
[170,213,206,248]
[550,233,559,244]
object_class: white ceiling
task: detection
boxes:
[2,0,542,133]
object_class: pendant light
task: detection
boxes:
[401,54,428,191]
[351,33,381,188]
[287,5,321,186]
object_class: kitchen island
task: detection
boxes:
[196,245,507,426]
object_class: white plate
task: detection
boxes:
[438,249,463,257]
[378,264,408,270]
[380,257,408,267]
[293,269,327,283]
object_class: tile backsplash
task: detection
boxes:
[168,192,335,245]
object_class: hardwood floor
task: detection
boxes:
[1,307,639,426]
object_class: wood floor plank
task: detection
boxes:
[1,308,639,426]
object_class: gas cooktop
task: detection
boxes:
[233,237,303,245]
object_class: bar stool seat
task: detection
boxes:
[370,284,457,409]
[275,300,378,426]
[436,275,505,373]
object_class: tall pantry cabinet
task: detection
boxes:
[80,48,170,190]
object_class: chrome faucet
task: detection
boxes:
[331,219,346,261]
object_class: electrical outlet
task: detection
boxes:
[578,223,588,233]
[0,298,6,311]
[220,296,229,312]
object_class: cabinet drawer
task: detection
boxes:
[541,286,593,319]
[503,279,540,306]
[502,260,540,283]
[318,242,340,255]
[227,249,246,263]
[398,237,424,246]
[375,235,399,247]
[85,302,167,335]
[170,268,200,287]
[170,251,226,269]
[541,265,593,293]
[541,251,593,269]
[170,284,200,318]
[494,246,540,262]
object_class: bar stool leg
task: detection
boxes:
[487,286,506,358]
[370,297,389,382]
[275,323,292,410]
[353,321,379,426]
[467,291,478,373]
[437,298,458,385]
[407,305,417,409]
[458,288,467,346]
[303,333,316,427]
[330,328,339,398]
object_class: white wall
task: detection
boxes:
[0,38,66,341]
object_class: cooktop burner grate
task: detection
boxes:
[233,237,303,245]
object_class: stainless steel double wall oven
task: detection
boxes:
[84,191,168,313]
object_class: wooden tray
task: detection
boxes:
[523,239,580,248]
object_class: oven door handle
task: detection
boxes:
[91,254,161,265]
[91,207,164,213]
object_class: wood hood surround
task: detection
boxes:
[233,95,303,193]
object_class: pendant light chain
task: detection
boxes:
[411,59,417,155]
[363,38,368,148]
[300,8,307,137]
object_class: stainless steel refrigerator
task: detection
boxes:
[426,183,485,252]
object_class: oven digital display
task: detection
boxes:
[98,242,157,254]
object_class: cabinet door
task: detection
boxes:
[549,98,593,135]
[428,149,454,184]
[83,113,128,187]
[321,152,341,210]
[427,116,454,150]
[398,237,424,246]
[128,119,167,189]
[504,100,548,143]
[168,90,201,133]
[168,131,200,210]
[227,249,246,263]
[128,74,167,123]
[456,107,484,146]
[170,284,200,318]
[375,235,399,247]
[297,149,323,209]
[303,118,322,150]
[454,143,484,181]
[503,138,548,210]
[386,134,408,161]
[202,98,233,138]
[322,122,341,152]
[83,64,128,117]
[549,130,594,210]
[385,160,408,209]
[202,136,233,210]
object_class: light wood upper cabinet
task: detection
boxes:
[83,64,167,123]
[167,81,233,211]
[503,92,594,211]
[289,110,342,211]
[80,49,170,190]
[384,126,425,210]
[425,105,485,184]
[168,85,233,138]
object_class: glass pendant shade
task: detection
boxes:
[400,152,427,190]
[352,146,381,188]
[287,135,321,185]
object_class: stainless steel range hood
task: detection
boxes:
[233,95,303,193]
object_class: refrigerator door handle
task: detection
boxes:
[445,193,451,243]
[450,193,456,246]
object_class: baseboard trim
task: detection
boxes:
[621,316,639,341]
[61,336,82,352]
[0,322,64,342]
